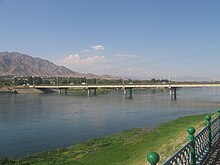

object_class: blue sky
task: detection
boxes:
[1,0,220,80]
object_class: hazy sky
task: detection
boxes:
[1,0,220,80]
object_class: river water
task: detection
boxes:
[0,87,220,157]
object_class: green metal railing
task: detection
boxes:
[147,110,220,165]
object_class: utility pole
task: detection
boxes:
[169,73,171,84]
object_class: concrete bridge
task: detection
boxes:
[29,83,220,99]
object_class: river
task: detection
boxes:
[0,87,219,157]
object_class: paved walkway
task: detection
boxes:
[201,140,220,165]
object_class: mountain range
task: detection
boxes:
[0,51,211,81]
[0,51,113,78]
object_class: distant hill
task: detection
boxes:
[0,51,100,77]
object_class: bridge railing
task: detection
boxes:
[147,110,220,165]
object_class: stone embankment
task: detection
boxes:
[0,87,15,93]
[0,86,53,94]
[13,87,45,94]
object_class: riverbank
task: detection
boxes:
[0,87,15,93]
[0,85,114,94]
[0,113,211,165]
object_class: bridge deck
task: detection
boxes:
[30,83,220,89]
[201,139,220,165]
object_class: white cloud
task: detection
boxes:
[81,55,104,64]
[82,49,90,53]
[91,45,105,51]
[117,54,138,58]
[63,54,81,66]
[62,54,105,67]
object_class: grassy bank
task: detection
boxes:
[1,113,213,165]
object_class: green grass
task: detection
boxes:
[0,113,214,165]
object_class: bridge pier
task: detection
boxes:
[170,87,177,100]
[87,88,97,96]
[57,88,68,94]
[124,88,133,99]
[57,88,61,94]
[94,88,97,95]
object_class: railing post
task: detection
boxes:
[218,108,220,117]
[188,127,196,165]
[218,109,220,137]
[205,114,212,148]
[147,152,160,165]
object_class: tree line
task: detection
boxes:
[0,76,170,86]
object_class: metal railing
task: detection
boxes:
[147,110,220,165]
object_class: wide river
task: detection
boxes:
[0,87,220,157]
